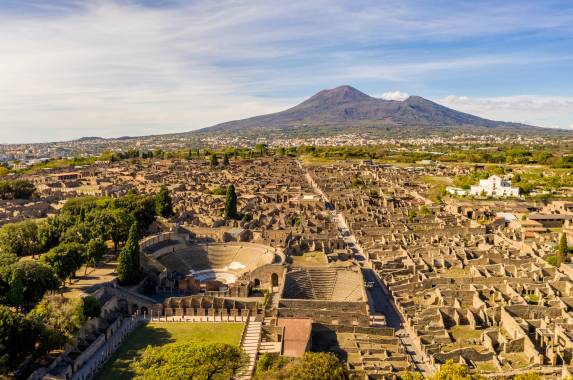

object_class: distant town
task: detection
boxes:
[1,131,569,169]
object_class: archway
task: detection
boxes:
[271,273,279,287]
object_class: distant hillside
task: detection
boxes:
[198,85,544,135]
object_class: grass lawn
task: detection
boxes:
[291,252,329,267]
[449,325,483,341]
[474,361,499,373]
[421,175,453,186]
[96,322,244,380]
[500,352,530,369]
[420,175,451,202]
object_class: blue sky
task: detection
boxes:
[1,0,572,143]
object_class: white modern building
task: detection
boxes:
[469,175,520,197]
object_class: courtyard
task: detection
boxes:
[96,322,244,380]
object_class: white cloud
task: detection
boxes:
[437,95,573,129]
[381,91,410,101]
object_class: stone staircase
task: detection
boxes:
[236,317,262,379]
[258,341,282,354]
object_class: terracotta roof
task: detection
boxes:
[277,318,312,357]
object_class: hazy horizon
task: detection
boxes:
[2,0,573,143]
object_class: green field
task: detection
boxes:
[291,252,329,267]
[96,322,244,380]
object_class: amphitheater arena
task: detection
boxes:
[141,232,278,287]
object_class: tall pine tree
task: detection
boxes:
[155,186,174,218]
[557,232,569,265]
[210,154,219,168]
[224,185,238,220]
[116,223,141,285]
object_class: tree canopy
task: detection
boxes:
[254,352,347,380]
[0,261,59,312]
[29,294,85,344]
[130,342,245,380]
[155,186,174,218]
[0,179,36,200]
[0,305,46,373]
[285,352,347,380]
[427,360,484,380]
[41,242,84,286]
[0,220,41,257]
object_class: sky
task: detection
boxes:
[1,0,573,143]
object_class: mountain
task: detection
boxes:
[198,85,538,134]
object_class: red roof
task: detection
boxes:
[277,318,312,357]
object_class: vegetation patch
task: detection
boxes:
[96,322,244,380]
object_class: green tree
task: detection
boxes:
[0,252,18,267]
[284,352,347,380]
[0,220,41,258]
[0,179,35,200]
[29,295,84,343]
[557,232,569,265]
[84,238,106,274]
[255,143,267,157]
[0,305,43,373]
[41,243,85,286]
[155,186,174,218]
[546,255,559,267]
[37,217,64,252]
[8,267,24,310]
[13,261,59,311]
[428,360,483,380]
[81,295,101,319]
[407,209,417,223]
[130,342,245,380]
[107,208,133,251]
[210,153,219,168]
[419,205,431,216]
[224,184,239,220]
[223,152,230,166]
[3,261,59,311]
[402,370,423,380]
[116,223,141,285]
[60,222,93,244]
[129,195,157,232]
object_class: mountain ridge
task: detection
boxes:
[198,85,537,134]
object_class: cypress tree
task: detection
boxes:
[9,267,24,309]
[224,185,238,220]
[155,186,174,218]
[117,223,140,285]
[557,233,569,265]
[223,152,230,166]
[116,242,133,285]
[210,154,219,168]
